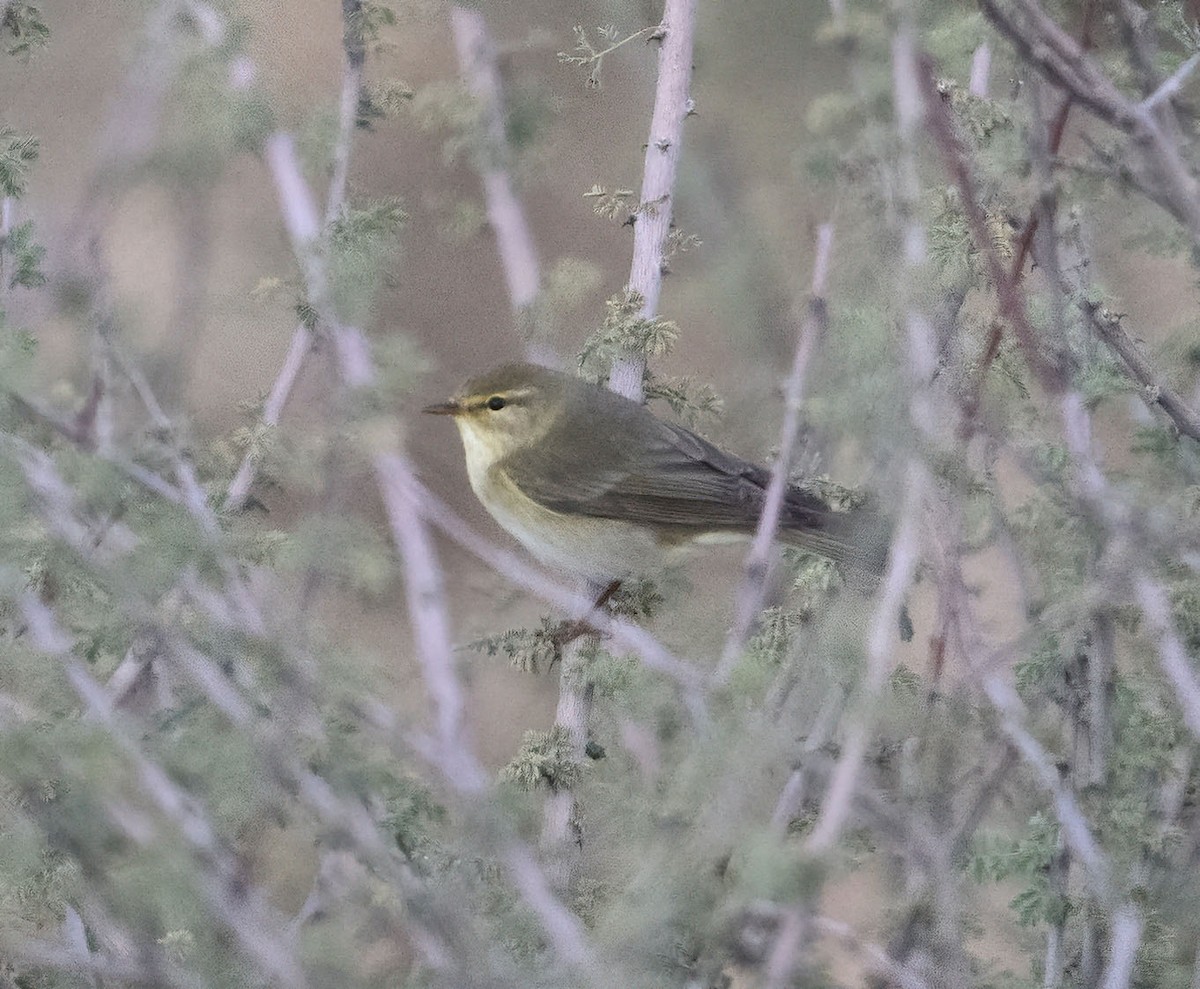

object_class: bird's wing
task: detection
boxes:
[501,407,831,532]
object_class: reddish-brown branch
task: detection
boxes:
[919,54,1068,397]
[973,0,1098,406]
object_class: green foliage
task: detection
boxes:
[279,514,397,597]
[1,1,49,58]
[578,289,679,376]
[468,617,561,674]
[557,24,657,89]
[327,196,407,325]
[382,777,447,861]
[644,374,723,427]
[584,183,636,220]
[969,812,1070,928]
[501,726,583,792]
[409,80,485,166]
[347,0,398,54]
[0,129,38,198]
[2,220,46,289]
[523,255,603,348]
[357,79,415,127]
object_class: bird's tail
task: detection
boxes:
[778,507,890,586]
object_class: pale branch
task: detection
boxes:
[609,0,698,401]
[450,6,545,358]
[223,324,313,507]
[1100,905,1144,989]
[968,41,992,96]
[811,917,932,989]
[263,132,602,978]
[18,595,312,989]
[924,492,1119,906]
[0,195,13,310]
[768,685,848,835]
[803,469,923,855]
[400,471,707,705]
[1043,834,1070,989]
[328,0,364,228]
[60,906,96,989]
[715,223,834,682]
[1140,51,1200,113]
[375,452,486,790]
[226,0,366,510]
[763,906,807,989]
[1133,574,1200,741]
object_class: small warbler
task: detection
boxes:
[424,363,883,583]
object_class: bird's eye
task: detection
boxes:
[487,395,507,411]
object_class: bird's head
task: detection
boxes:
[423,362,568,462]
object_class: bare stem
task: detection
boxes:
[609,0,698,400]
[716,223,834,681]
[225,0,365,510]
[450,6,545,359]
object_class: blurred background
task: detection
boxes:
[4,2,1199,981]
[1,0,867,760]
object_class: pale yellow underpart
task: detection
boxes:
[454,417,715,580]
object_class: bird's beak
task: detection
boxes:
[422,400,462,416]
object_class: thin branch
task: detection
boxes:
[1100,905,1144,989]
[263,132,602,978]
[18,595,311,989]
[1134,574,1200,740]
[225,0,365,510]
[450,6,547,360]
[1078,300,1200,442]
[716,223,834,682]
[812,916,932,989]
[400,470,708,706]
[803,469,923,854]
[609,0,698,401]
[979,0,1200,242]
[1140,51,1200,112]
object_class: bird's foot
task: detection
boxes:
[547,580,623,668]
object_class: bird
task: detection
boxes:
[423,362,885,585]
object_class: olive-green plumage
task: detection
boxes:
[425,363,884,582]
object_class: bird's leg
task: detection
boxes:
[548,579,623,659]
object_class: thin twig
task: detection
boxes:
[1138,51,1200,112]
[225,0,365,510]
[812,916,932,989]
[803,469,923,854]
[263,132,603,978]
[1078,300,1200,442]
[450,6,546,360]
[979,0,1200,242]
[19,595,312,989]
[716,223,834,682]
[402,471,708,704]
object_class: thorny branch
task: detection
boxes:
[979,0,1200,242]
[608,0,698,401]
